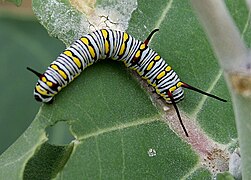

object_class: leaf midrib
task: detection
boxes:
[76,115,161,141]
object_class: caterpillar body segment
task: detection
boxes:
[28,29,226,137]
[29,29,183,104]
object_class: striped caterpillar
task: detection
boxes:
[28,29,226,137]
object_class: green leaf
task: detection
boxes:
[0,16,64,154]
[24,143,74,179]
[1,0,250,179]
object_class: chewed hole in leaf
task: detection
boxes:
[46,121,75,145]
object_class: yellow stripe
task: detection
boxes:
[119,33,129,56]
[65,50,82,68]
[169,86,176,92]
[88,46,95,58]
[135,50,141,58]
[123,33,129,41]
[136,69,143,76]
[147,79,155,86]
[157,71,165,79]
[156,88,160,94]
[140,43,145,50]
[41,76,53,87]
[119,44,125,55]
[80,38,96,59]
[87,62,93,67]
[131,67,137,70]
[154,55,160,61]
[141,76,147,80]
[46,81,53,87]
[177,82,183,87]
[164,97,171,101]
[101,29,109,54]
[51,64,59,70]
[147,61,154,71]
[64,50,72,56]
[51,64,67,80]
[165,66,171,71]
[36,86,48,96]
[101,29,108,38]
[80,37,89,45]
[123,61,127,66]
[73,73,80,79]
[104,41,109,54]
[73,57,82,68]
[59,70,67,79]
[41,77,47,82]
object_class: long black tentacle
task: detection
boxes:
[181,82,227,102]
[167,91,189,137]
[144,29,159,45]
[27,67,42,78]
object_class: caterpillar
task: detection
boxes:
[27,29,226,137]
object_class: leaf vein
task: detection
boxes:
[241,11,251,40]
[180,164,201,180]
[121,130,126,180]
[154,0,173,29]
[77,115,160,141]
[191,70,223,119]
[95,136,102,179]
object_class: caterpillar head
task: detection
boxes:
[34,79,58,103]
[27,67,60,103]
[34,84,54,103]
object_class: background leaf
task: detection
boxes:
[0,14,64,154]
[1,0,250,179]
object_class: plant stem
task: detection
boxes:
[189,0,248,71]
[190,0,251,178]
[231,91,251,178]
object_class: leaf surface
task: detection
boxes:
[1,0,250,179]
